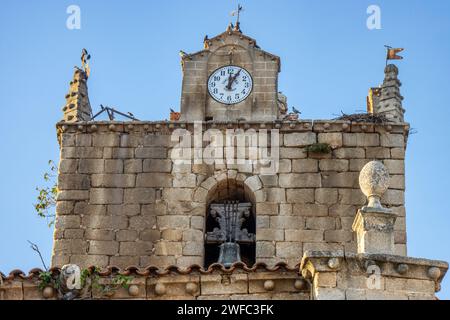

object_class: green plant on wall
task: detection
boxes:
[305,143,332,154]
[81,267,133,297]
[34,160,58,227]
[38,271,60,291]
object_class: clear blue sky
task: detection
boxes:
[1,0,449,299]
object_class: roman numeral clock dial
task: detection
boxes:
[208,66,253,105]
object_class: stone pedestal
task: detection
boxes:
[300,251,448,300]
[352,207,397,255]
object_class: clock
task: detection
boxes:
[208,65,253,105]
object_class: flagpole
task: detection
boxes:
[384,45,392,67]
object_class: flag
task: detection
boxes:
[387,48,404,60]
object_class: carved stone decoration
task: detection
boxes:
[359,161,391,211]
[206,201,255,267]
[353,161,398,255]
[206,202,255,244]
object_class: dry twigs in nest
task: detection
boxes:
[335,112,392,124]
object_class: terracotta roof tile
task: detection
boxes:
[1,262,300,280]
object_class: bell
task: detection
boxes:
[218,242,241,267]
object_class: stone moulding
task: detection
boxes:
[0,262,309,300]
[56,120,410,135]
[300,250,448,300]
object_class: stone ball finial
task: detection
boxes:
[359,161,390,210]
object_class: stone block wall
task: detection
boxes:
[53,120,409,269]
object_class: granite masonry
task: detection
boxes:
[0,23,447,300]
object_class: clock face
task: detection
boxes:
[208,65,253,105]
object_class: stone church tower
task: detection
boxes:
[1,23,447,300]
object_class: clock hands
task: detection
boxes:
[226,69,241,91]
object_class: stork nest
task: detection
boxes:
[335,112,392,124]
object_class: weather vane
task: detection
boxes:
[384,45,404,66]
[230,4,243,32]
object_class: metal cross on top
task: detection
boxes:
[206,201,255,267]
[230,4,244,32]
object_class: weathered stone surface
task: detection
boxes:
[108,204,140,216]
[91,174,135,188]
[279,174,321,188]
[366,147,391,159]
[85,229,115,241]
[124,188,155,204]
[270,216,304,229]
[324,230,353,243]
[155,241,182,256]
[183,241,203,256]
[162,229,183,241]
[321,172,359,188]
[136,173,172,187]
[284,132,316,147]
[75,134,92,147]
[157,216,190,229]
[53,239,87,254]
[293,204,329,217]
[105,159,123,173]
[380,134,405,148]
[55,215,81,229]
[120,241,154,256]
[89,240,119,255]
[314,272,337,288]
[162,188,193,201]
[82,215,128,230]
[59,159,78,173]
[56,201,74,215]
[135,147,167,159]
[124,159,143,173]
[109,256,140,267]
[319,159,349,172]
[257,229,284,241]
[286,189,315,203]
[315,189,338,204]
[120,134,143,148]
[93,134,120,147]
[305,217,336,230]
[292,159,318,173]
[383,160,405,174]
[280,147,307,159]
[58,174,90,190]
[338,189,366,205]
[129,215,157,231]
[78,159,104,173]
[90,188,123,204]
[256,241,275,257]
[318,133,343,148]
[285,230,323,242]
[140,230,161,242]
[143,159,172,173]
[334,148,365,159]
[343,133,379,147]
[256,202,279,215]
[266,188,286,202]
[276,242,302,258]
[116,230,139,241]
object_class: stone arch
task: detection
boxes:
[194,171,264,267]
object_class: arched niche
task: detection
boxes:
[202,173,257,268]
